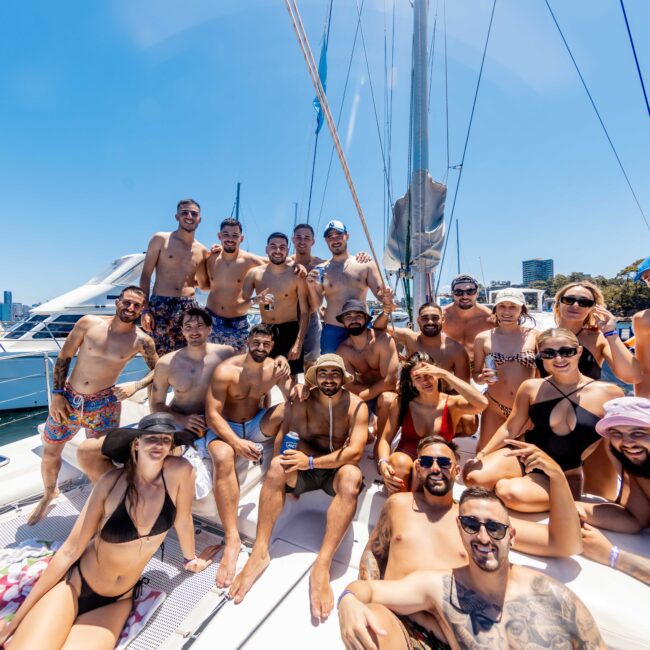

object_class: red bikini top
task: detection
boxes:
[397,396,453,460]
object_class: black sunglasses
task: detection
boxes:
[559,295,595,308]
[538,346,578,360]
[418,455,453,469]
[453,288,477,297]
[458,515,509,540]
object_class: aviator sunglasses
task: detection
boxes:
[458,515,509,540]
[559,295,595,308]
[418,455,453,469]
[538,346,578,360]
[452,288,477,297]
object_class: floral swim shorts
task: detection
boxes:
[149,295,200,356]
[206,308,249,352]
[43,383,121,443]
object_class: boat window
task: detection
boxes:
[33,315,83,339]
[85,256,144,286]
[3,315,47,339]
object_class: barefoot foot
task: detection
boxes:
[228,551,270,603]
[28,489,60,526]
[309,563,334,622]
[216,538,241,588]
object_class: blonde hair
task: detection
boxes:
[537,327,580,349]
[553,281,604,329]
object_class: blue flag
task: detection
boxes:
[313,37,328,134]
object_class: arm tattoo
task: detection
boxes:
[141,336,158,371]
[441,573,605,649]
[359,507,390,580]
[53,356,71,390]
[617,549,650,586]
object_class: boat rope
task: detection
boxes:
[354,0,394,209]
[284,0,385,284]
[619,0,650,118]
[315,0,365,237]
[544,0,649,231]
[443,0,450,181]
[435,0,497,297]
[305,0,334,224]
[427,0,439,112]
[328,397,334,452]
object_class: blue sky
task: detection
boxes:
[2,0,649,305]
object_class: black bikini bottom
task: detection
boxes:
[66,559,146,616]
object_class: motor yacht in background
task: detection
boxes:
[0,254,148,410]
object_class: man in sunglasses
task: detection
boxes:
[577,397,650,586]
[360,436,580,582]
[340,487,605,650]
[633,256,650,398]
[442,275,493,366]
[31,286,159,524]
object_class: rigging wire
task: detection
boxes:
[284,0,385,280]
[315,0,365,236]
[544,0,649,230]
[443,0,450,181]
[619,0,650,118]
[305,0,334,224]
[427,1,439,111]
[435,0,497,296]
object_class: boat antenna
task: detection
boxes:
[478,256,488,302]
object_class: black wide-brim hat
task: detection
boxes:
[101,412,196,465]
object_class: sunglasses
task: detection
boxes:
[559,295,595,308]
[418,455,453,469]
[458,515,509,540]
[538,346,578,360]
[453,288,477,297]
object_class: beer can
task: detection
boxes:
[281,431,300,455]
[484,354,498,383]
[253,443,264,466]
[317,267,326,283]
[263,293,274,311]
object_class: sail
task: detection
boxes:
[383,170,447,273]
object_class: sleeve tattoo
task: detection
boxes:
[359,506,391,580]
[53,356,72,391]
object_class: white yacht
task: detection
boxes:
[0,254,148,411]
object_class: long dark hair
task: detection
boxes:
[398,352,436,426]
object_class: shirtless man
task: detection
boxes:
[339,487,604,650]
[139,198,206,355]
[243,232,309,375]
[374,302,470,380]
[442,274,493,365]
[195,218,264,352]
[229,354,369,621]
[362,436,581,588]
[205,324,292,587]
[632,257,650,397]
[307,220,393,353]
[31,286,158,524]
[336,299,398,438]
[578,397,650,586]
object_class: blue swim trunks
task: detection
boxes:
[206,308,249,352]
[205,409,269,445]
[320,323,349,354]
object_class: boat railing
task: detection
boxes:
[0,322,63,352]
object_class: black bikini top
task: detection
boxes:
[525,380,601,471]
[100,471,176,544]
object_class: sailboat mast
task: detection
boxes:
[235,182,241,221]
[411,0,430,312]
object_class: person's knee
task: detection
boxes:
[389,452,413,480]
[76,438,102,468]
[494,478,527,507]
[209,441,235,469]
[462,463,486,487]
[266,456,287,484]
[335,465,363,497]
[42,442,64,463]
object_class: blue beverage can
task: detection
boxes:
[281,431,300,455]
[317,267,326,283]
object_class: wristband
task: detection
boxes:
[609,545,620,569]
[337,589,354,608]
[308,455,314,470]
[52,389,65,395]
[377,458,389,469]
[603,330,618,338]
[183,555,198,566]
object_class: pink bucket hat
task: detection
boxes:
[595,397,650,437]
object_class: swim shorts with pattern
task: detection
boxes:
[44,383,121,444]
[206,309,249,352]
[149,295,200,356]
[396,615,450,650]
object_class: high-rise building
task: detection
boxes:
[522,259,554,286]
[0,291,12,322]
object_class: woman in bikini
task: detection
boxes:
[0,413,218,650]
[464,328,624,512]
[546,281,641,499]
[473,289,538,451]
[376,352,487,493]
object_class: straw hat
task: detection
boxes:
[304,354,353,386]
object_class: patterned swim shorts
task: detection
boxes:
[149,295,200,356]
[44,382,121,444]
[206,308,249,352]
[396,615,450,650]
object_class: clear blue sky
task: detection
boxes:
[2,0,649,305]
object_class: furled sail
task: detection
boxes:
[383,170,447,273]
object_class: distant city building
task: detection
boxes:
[0,291,12,322]
[488,280,512,291]
[522,259,554,286]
